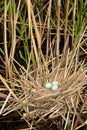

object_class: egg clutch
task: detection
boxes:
[45,81,58,91]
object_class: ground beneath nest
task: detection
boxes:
[0,111,87,130]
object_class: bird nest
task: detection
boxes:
[0,56,87,129]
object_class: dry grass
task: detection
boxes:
[0,0,87,129]
[0,51,87,129]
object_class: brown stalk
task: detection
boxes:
[30,1,41,50]
[31,32,40,69]
[4,0,10,77]
[72,0,77,43]
[9,0,21,70]
[56,0,61,60]
[26,0,32,38]
[46,0,52,60]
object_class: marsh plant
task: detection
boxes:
[0,0,87,130]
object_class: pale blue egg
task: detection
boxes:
[52,81,58,85]
[51,84,58,91]
[45,82,52,89]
